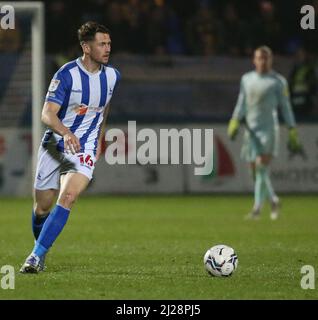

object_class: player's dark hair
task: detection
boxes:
[78,21,110,42]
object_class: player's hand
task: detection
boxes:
[63,131,81,154]
[227,118,240,140]
[287,128,302,154]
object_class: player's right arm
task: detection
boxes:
[41,102,81,154]
[227,77,246,140]
[43,69,81,154]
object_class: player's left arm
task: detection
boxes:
[96,104,111,161]
[277,77,302,153]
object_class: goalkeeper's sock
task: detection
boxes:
[263,168,278,204]
[33,205,70,257]
[32,210,49,240]
[253,164,268,211]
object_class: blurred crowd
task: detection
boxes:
[42,0,318,57]
[1,0,317,57]
[43,0,317,118]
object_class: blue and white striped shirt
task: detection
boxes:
[43,57,120,154]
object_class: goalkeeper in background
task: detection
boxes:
[227,46,302,220]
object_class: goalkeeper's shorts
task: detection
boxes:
[34,145,96,190]
[240,128,279,162]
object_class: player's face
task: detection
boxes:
[253,50,272,74]
[88,32,111,65]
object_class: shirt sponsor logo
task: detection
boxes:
[72,104,103,115]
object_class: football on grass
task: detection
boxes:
[204,244,238,277]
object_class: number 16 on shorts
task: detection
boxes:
[77,154,94,168]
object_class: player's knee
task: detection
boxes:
[58,191,78,209]
[33,202,51,215]
[34,189,57,214]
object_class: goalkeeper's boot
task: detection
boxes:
[20,253,41,274]
[270,197,280,221]
[245,208,260,220]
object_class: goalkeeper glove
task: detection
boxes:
[287,128,302,154]
[227,118,240,140]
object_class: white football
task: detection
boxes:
[204,244,238,277]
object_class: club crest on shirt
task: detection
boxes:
[48,79,60,92]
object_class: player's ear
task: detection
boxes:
[81,41,90,54]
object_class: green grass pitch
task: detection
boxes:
[0,195,317,300]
